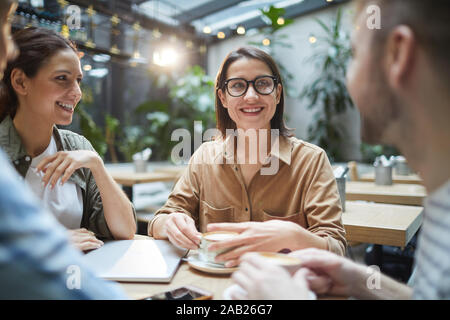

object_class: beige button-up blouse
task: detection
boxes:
[149,135,346,255]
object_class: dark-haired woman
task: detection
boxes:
[149,47,346,267]
[0,27,136,250]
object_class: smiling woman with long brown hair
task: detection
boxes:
[0,27,136,251]
[150,47,346,267]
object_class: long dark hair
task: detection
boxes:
[215,46,293,137]
[0,27,78,121]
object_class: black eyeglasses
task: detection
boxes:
[224,75,278,97]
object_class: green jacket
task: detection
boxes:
[0,116,136,240]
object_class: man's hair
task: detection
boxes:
[357,0,450,81]
[0,0,16,15]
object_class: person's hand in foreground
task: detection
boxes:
[289,248,372,298]
[231,252,311,300]
[207,220,318,267]
[291,248,413,299]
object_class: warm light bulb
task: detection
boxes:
[153,48,178,67]
[132,51,140,59]
[237,26,246,35]
[309,36,317,44]
[203,26,212,34]
[152,28,161,39]
[277,17,285,25]
[262,38,271,46]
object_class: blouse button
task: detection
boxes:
[25,156,31,162]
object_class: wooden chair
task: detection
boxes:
[344,161,362,258]
[348,161,359,181]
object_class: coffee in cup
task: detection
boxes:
[198,231,239,266]
[254,252,302,275]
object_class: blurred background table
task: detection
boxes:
[342,201,423,247]
[359,172,422,185]
[106,162,186,201]
[345,181,426,206]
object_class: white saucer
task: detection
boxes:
[187,255,239,275]
[223,284,317,300]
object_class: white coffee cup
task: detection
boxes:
[254,252,302,275]
[198,231,239,266]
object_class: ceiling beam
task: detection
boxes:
[207,0,350,43]
[67,0,200,40]
[174,0,247,24]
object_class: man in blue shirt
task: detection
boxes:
[0,0,127,299]
[0,149,128,299]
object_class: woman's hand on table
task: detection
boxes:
[164,212,201,250]
[68,228,104,252]
[206,220,304,267]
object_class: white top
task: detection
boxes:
[25,136,83,229]
[412,179,450,299]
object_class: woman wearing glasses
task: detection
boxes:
[150,47,346,267]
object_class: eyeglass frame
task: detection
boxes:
[223,75,278,97]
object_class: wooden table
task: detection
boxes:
[346,181,427,206]
[106,163,186,201]
[110,171,179,187]
[120,261,233,300]
[359,172,423,185]
[342,201,423,247]
[120,198,424,300]
[153,165,187,177]
[343,201,423,268]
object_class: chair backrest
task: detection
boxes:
[348,161,359,181]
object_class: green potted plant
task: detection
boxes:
[300,8,354,162]
[117,65,215,162]
[360,143,399,164]
[72,84,115,160]
[248,5,297,97]
[119,100,171,162]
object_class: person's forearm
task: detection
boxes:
[90,158,136,239]
[290,225,328,251]
[351,264,413,300]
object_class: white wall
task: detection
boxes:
[207,3,362,161]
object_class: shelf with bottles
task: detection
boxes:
[12,2,87,42]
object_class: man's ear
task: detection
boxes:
[384,25,416,89]
[218,88,228,109]
[10,68,29,96]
